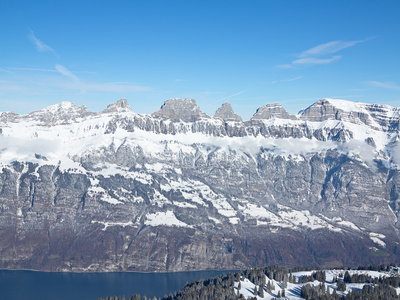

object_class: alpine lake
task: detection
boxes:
[0,269,234,300]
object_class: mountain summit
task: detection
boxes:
[102,98,133,114]
[27,101,94,125]
[214,102,242,122]
[251,103,295,120]
[152,98,209,122]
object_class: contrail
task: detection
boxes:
[219,90,248,103]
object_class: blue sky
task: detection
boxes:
[1,0,399,120]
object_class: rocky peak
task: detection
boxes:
[27,102,94,125]
[0,111,19,123]
[152,98,209,122]
[102,98,133,114]
[298,99,400,130]
[298,99,342,122]
[250,103,295,121]
[214,102,242,122]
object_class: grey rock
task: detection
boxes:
[214,102,242,122]
[0,111,19,123]
[299,99,400,132]
[152,98,209,122]
[251,103,296,120]
[27,102,95,125]
[102,98,133,114]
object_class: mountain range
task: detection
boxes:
[0,97,399,272]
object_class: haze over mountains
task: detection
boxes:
[0,98,400,272]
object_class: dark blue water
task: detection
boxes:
[0,269,233,300]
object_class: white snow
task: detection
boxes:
[234,269,391,300]
[208,216,221,224]
[229,217,240,224]
[278,209,341,232]
[91,220,134,231]
[87,185,123,205]
[369,232,386,247]
[145,211,192,228]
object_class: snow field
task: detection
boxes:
[144,211,192,228]
[234,269,391,299]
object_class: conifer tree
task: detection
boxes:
[259,284,264,297]
[266,280,272,293]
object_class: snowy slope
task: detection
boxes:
[235,269,394,300]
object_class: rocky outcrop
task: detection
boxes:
[102,98,133,114]
[299,99,400,132]
[152,98,209,122]
[251,103,296,121]
[214,102,242,122]
[27,102,95,125]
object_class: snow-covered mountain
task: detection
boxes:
[0,98,400,272]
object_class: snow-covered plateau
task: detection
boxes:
[1,97,400,272]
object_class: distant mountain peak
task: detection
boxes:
[251,103,296,121]
[152,98,209,122]
[298,98,400,132]
[27,101,94,125]
[214,102,242,122]
[102,98,133,114]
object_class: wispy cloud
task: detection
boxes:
[56,65,149,92]
[0,68,14,74]
[271,76,303,84]
[292,56,342,66]
[8,66,95,75]
[367,81,400,90]
[277,38,371,69]
[0,64,151,95]
[55,64,79,81]
[219,90,248,102]
[9,67,56,72]
[28,30,55,53]
[286,76,303,81]
[53,65,150,93]
[0,80,30,92]
[299,40,364,58]
[59,81,150,93]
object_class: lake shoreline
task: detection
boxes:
[0,269,237,300]
[0,267,239,274]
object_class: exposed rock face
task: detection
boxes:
[299,99,400,131]
[0,98,400,272]
[152,98,209,122]
[251,103,296,120]
[102,98,133,114]
[27,102,95,125]
[214,102,242,122]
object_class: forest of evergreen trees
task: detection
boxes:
[98,264,400,300]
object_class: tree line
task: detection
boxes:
[98,265,400,300]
